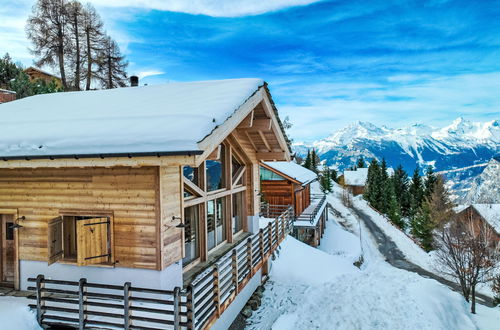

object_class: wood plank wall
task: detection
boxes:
[261,180,293,207]
[0,167,159,270]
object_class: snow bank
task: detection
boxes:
[262,161,317,184]
[318,218,361,264]
[0,78,264,157]
[0,296,40,330]
[271,236,358,286]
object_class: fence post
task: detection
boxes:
[173,287,181,329]
[259,229,264,264]
[267,223,272,255]
[213,264,221,317]
[274,217,279,247]
[78,278,87,330]
[123,282,132,330]
[35,274,45,326]
[231,249,239,294]
[246,238,253,277]
[186,285,195,330]
[280,215,285,240]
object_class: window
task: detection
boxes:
[232,192,245,234]
[260,166,286,180]
[48,215,111,266]
[183,206,200,265]
[207,198,226,251]
[206,144,226,191]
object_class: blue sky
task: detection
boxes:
[1,0,500,142]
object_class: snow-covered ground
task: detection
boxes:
[0,296,40,330]
[247,185,500,330]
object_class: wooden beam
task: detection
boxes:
[237,111,254,129]
[244,131,258,152]
[232,166,246,187]
[258,131,271,151]
[183,177,206,197]
[256,151,287,161]
[239,118,272,131]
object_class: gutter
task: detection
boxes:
[1,150,203,161]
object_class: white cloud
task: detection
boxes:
[88,0,322,17]
[137,70,165,79]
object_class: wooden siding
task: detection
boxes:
[261,180,294,208]
[0,167,159,270]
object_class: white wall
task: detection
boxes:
[20,260,183,291]
[247,215,260,234]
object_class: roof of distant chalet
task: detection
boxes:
[0,78,276,159]
[343,168,369,186]
[262,161,318,185]
[473,204,500,234]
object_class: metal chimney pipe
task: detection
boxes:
[130,76,139,87]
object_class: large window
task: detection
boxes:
[206,145,226,191]
[207,198,226,251]
[232,192,245,234]
[183,206,200,265]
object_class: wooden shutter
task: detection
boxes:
[47,216,63,265]
[76,217,109,266]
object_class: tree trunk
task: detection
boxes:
[74,16,80,91]
[471,284,476,314]
[107,54,112,89]
[57,25,67,90]
[85,29,91,90]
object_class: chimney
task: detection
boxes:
[130,76,139,87]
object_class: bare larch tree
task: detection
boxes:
[97,37,128,89]
[82,3,105,90]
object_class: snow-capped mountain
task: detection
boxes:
[294,117,499,174]
[462,156,500,204]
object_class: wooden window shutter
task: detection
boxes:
[76,217,110,266]
[47,216,63,265]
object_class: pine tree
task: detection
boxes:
[424,165,437,199]
[387,185,405,229]
[303,150,312,170]
[0,53,23,89]
[378,158,390,213]
[356,156,366,168]
[411,201,434,251]
[331,168,338,183]
[409,166,424,219]
[392,165,410,216]
[364,159,382,209]
[320,164,332,192]
[310,148,320,173]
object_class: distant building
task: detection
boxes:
[455,204,500,241]
[343,167,369,195]
[0,89,16,104]
[24,67,62,87]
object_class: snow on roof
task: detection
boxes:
[473,204,500,234]
[0,89,16,94]
[263,161,317,184]
[0,78,264,157]
[343,168,368,186]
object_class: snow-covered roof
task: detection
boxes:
[473,204,500,234]
[263,161,317,184]
[0,89,16,94]
[343,168,368,186]
[0,78,264,158]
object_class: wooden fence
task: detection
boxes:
[28,206,294,330]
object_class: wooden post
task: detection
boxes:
[274,217,279,247]
[78,278,87,330]
[231,249,239,294]
[246,238,253,277]
[213,264,221,317]
[123,282,132,330]
[280,215,285,240]
[267,223,272,255]
[173,287,181,329]
[35,274,45,326]
[259,229,264,265]
[186,285,195,330]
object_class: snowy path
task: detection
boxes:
[245,183,500,330]
[349,202,495,307]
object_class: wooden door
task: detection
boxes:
[76,217,109,266]
[1,214,15,285]
[48,216,63,266]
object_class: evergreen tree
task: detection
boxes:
[331,168,338,183]
[320,164,332,192]
[0,53,23,89]
[364,159,382,209]
[356,156,366,168]
[310,148,320,173]
[408,166,424,219]
[411,201,434,251]
[387,184,405,229]
[378,158,390,213]
[303,150,312,170]
[392,165,410,216]
[424,165,437,198]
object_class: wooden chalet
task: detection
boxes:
[0,78,293,329]
[343,167,368,196]
[0,89,16,104]
[24,67,62,87]
[455,204,500,242]
[260,161,328,247]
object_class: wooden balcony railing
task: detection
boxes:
[28,205,294,330]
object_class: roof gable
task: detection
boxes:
[0,78,267,159]
[472,204,500,234]
[262,161,317,185]
[344,168,368,186]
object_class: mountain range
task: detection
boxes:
[293,117,499,202]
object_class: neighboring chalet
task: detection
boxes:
[0,78,292,329]
[455,204,500,241]
[260,161,327,247]
[24,67,62,87]
[0,89,16,104]
[343,167,368,196]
